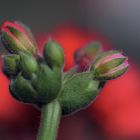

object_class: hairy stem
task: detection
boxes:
[37,100,61,140]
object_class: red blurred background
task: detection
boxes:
[1,1,140,140]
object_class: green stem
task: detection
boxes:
[37,100,61,140]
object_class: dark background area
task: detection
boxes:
[0,0,140,63]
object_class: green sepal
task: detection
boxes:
[31,64,62,104]
[58,72,100,115]
[10,74,38,103]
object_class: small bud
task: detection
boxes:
[74,42,102,71]
[20,52,39,77]
[92,50,129,80]
[43,40,64,68]
[2,54,20,78]
[31,64,62,104]
[1,21,37,55]
[10,74,38,103]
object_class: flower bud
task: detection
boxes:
[92,50,129,80]
[19,52,39,77]
[31,64,62,104]
[2,54,20,78]
[43,40,64,68]
[74,42,102,71]
[1,21,37,55]
[10,74,38,103]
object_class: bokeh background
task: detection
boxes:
[0,0,140,140]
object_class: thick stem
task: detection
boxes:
[37,100,61,140]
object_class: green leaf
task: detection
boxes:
[59,72,99,115]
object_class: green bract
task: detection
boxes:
[59,72,100,115]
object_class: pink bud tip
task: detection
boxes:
[1,21,27,36]
[95,53,126,68]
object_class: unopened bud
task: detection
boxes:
[31,64,62,104]
[43,40,64,68]
[74,42,102,71]
[92,50,129,80]
[20,52,38,77]
[10,74,38,103]
[3,54,20,78]
[1,21,37,55]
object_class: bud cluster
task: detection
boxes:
[1,21,64,105]
[0,21,129,115]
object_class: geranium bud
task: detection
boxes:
[1,21,37,55]
[10,74,38,103]
[31,64,62,104]
[2,54,20,78]
[74,42,102,71]
[20,52,39,77]
[92,50,129,80]
[43,40,64,68]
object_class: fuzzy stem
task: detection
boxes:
[37,100,61,140]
